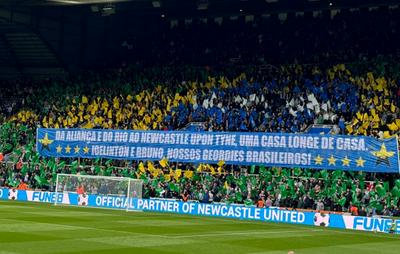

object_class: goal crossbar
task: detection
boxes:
[54,173,143,211]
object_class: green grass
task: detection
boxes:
[0,200,399,254]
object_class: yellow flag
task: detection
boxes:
[346,125,353,134]
[363,113,369,122]
[361,120,369,129]
[224,181,229,190]
[159,157,168,168]
[196,164,203,172]
[144,115,151,124]
[367,72,374,82]
[113,97,119,109]
[390,103,396,113]
[376,83,383,92]
[356,112,363,120]
[184,170,193,179]
[42,121,48,128]
[138,107,145,116]
[138,162,145,173]
[82,96,88,104]
[210,166,216,175]
[174,169,182,180]
[147,161,155,172]
[396,119,400,128]
[383,131,392,139]
[384,99,390,106]
[164,174,171,182]
[373,96,379,106]
[387,122,399,131]
[217,160,225,167]
[151,168,159,178]
[384,89,389,96]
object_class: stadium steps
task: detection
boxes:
[0,34,21,79]
[0,25,66,79]
[5,33,59,66]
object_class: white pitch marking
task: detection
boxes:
[322,228,400,239]
[165,229,323,239]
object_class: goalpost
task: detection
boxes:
[55,174,143,211]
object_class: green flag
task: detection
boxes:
[21,164,28,175]
[293,168,301,176]
[395,179,400,189]
[383,182,390,192]
[151,179,159,188]
[168,182,178,192]
[338,196,346,207]
[94,165,101,174]
[140,173,149,184]
[122,168,129,177]
[34,175,48,186]
[58,161,66,169]
[235,192,243,202]
[352,192,360,205]
[250,165,256,174]
[9,179,20,188]
[320,170,328,180]
[71,160,78,174]
[244,199,253,206]
[376,184,386,197]
[392,186,400,198]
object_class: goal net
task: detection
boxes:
[55,174,143,210]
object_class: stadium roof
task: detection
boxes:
[0,0,398,21]
[2,0,399,11]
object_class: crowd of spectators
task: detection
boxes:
[120,8,400,67]
[0,7,400,216]
[0,61,399,216]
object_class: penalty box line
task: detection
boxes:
[164,229,324,239]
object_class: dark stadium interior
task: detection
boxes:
[0,0,399,69]
[0,0,400,242]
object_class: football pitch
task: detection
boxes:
[0,200,399,254]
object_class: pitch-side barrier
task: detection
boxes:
[0,187,398,234]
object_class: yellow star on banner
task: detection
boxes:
[56,145,62,153]
[314,155,324,165]
[371,143,395,166]
[356,157,366,167]
[83,146,90,154]
[342,156,351,166]
[74,145,80,154]
[65,145,71,153]
[38,133,54,151]
[328,155,336,166]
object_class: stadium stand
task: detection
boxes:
[0,4,400,218]
[0,18,65,79]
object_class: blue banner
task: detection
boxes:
[36,128,400,173]
[1,188,399,234]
